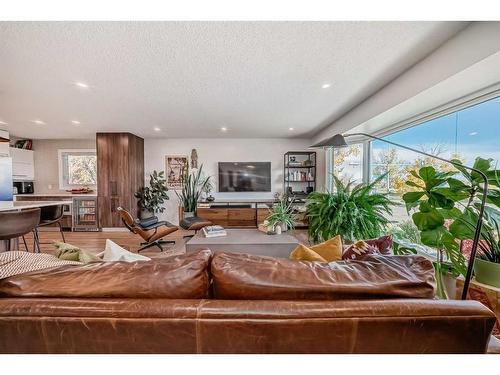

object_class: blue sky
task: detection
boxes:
[372,96,500,165]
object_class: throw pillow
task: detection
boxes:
[342,240,380,260]
[102,239,150,262]
[365,235,393,255]
[289,244,327,262]
[310,235,343,262]
[53,241,101,263]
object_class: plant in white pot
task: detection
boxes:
[134,170,169,219]
[266,194,296,233]
[474,213,500,287]
[453,206,500,288]
[176,164,210,218]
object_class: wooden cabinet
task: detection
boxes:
[196,203,272,228]
[257,208,270,224]
[228,208,256,227]
[96,133,144,228]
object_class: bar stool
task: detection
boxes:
[32,204,66,252]
[0,208,41,251]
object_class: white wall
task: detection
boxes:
[145,138,324,224]
[32,139,96,194]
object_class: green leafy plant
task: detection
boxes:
[175,164,211,213]
[402,157,500,298]
[134,170,169,213]
[266,194,296,230]
[478,212,500,263]
[306,174,395,244]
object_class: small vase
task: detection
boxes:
[275,225,282,235]
[280,222,287,232]
[184,211,195,218]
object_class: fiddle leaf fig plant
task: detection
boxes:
[134,170,169,214]
[402,157,500,298]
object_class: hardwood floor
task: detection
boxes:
[21,228,310,259]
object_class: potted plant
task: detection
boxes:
[306,174,394,244]
[474,212,500,287]
[134,170,169,219]
[202,174,215,202]
[266,194,296,233]
[402,157,500,297]
[176,164,210,218]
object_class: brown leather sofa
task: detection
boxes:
[0,249,496,354]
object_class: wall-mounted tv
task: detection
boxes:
[218,162,271,192]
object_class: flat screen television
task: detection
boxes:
[218,162,271,192]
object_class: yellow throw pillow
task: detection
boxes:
[310,235,343,262]
[289,244,327,262]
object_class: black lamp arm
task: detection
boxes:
[344,132,489,300]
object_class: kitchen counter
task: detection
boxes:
[14,193,97,197]
[0,200,72,212]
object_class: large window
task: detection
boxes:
[58,149,97,189]
[371,95,500,195]
[331,143,364,187]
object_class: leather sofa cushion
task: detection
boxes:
[211,252,436,300]
[0,249,212,299]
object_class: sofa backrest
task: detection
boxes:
[0,249,212,299]
[0,298,495,353]
[211,251,436,300]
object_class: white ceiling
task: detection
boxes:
[0,21,468,139]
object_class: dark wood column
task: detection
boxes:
[96,132,144,228]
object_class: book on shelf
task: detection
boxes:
[202,225,227,238]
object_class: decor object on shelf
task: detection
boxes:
[176,164,211,217]
[190,149,198,169]
[65,187,93,194]
[166,155,188,190]
[134,170,169,219]
[305,174,393,244]
[266,194,296,232]
[14,139,33,150]
[200,171,214,201]
[311,132,490,301]
[283,151,316,197]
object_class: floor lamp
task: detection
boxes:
[311,132,489,300]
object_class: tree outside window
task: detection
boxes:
[58,149,97,189]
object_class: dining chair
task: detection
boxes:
[0,208,41,251]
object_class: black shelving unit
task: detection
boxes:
[283,151,317,198]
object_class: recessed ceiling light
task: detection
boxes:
[153,127,161,132]
[220,127,228,132]
[74,81,89,89]
[71,120,81,125]
[469,131,478,136]
[322,83,331,89]
[289,127,294,131]
[32,120,45,125]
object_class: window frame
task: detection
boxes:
[58,149,97,190]
[326,86,500,188]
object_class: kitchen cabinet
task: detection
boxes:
[10,147,34,181]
